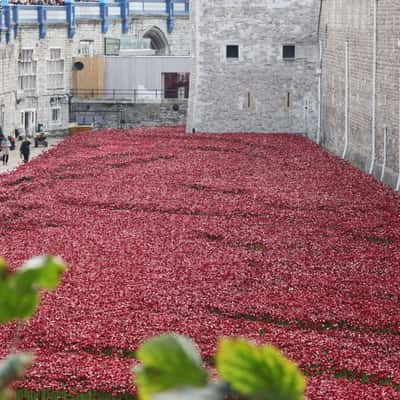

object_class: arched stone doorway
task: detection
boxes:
[143,26,170,55]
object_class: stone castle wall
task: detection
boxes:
[0,10,190,137]
[319,0,400,187]
[187,0,400,189]
[70,99,188,128]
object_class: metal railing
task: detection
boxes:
[0,0,189,43]
[70,88,189,102]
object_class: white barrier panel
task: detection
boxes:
[75,6,100,18]
[105,56,191,101]
[131,2,166,13]
[18,8,37,21]
[145,2,165,12]
[47,8,67,21]
[108,5,120,17]
[174,3,185,12]
[130,3,143,12]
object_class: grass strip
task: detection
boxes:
[16,389,136,400]
[207,307,399,336]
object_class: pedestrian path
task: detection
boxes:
[0,136,65,174]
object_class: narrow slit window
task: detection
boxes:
[282,45,295,60]
[287,92,290,108]
[226,45,239,59]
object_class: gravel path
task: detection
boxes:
[0,136,66,174]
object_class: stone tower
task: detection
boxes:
[187,0,321,134]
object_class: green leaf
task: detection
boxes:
[0,256,67,324]
[0,353,34,390]
[0,387,15,400]
[216,338,306,400]
[19,255,67,290]
[152,384,224,400]
[135,334,208,400]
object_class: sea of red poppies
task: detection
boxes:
[0,126,399,399]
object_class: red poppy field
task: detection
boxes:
[0,126,399,399]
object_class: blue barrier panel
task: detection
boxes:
[3,0,11,44]
[166,0,174,33]
[0,0,189,43]
[65,0,75,39]
[119,0,129,34]
[12,5,18,38]
[37,5,47,39]
[100,0,108,33]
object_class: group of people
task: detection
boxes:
[0,128,31,166]
[5,0,101,5]
[8,0,65,5]
[1,0,108,7]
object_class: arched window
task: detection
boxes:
[143,26,169,55]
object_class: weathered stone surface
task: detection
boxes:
[0,14,190,137]
[70,99,187,128]
[187,0,320,134]
[319,0,400,188]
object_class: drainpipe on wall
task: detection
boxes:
[381,126,387,181]
[342,41,349,159]
[304,98,309,135]
[188,0,200,133]
[317,40,322,144]
[369,0,377,175]
[397,75,400,190]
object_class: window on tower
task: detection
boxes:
[282,45,296,60]
[226,45,239,59]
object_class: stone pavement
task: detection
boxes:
[0,136,66,174]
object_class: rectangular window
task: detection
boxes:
[163,73,190,99]
[50,97,62,125]
[0,105,4,127]
[282,45,295,60]
[104,38,120,56]
[20,109,36,137]
[226,45,239,59]
[18,49,37,92]
[47,48,64,90]
[79,40,95,56]
[177,73,186,82]
[51,107,61,123]
[178,87,186,99]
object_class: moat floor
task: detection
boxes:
[0,126,399,400]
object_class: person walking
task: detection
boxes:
[20,136,31,163]
[8,135,15,151]
[1,135,11,165]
